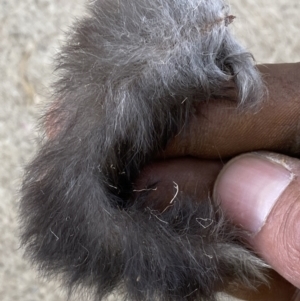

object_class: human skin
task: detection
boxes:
[135,63,300,300]
[162,63,300,159]
[214,152,300,300]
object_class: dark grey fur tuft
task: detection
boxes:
[20,0,267,300]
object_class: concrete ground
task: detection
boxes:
[0,0,299,300]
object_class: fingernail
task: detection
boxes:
[214,154,293,235]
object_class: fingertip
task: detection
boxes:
[214,152,300,288]
[214,153,293,235]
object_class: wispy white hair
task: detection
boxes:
[20,1,266,300]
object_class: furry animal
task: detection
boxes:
[20,0,267,300]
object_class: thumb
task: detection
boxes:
[214,152,300,289]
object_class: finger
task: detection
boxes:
[214,152,300,289]
[163,63,300,159]
[136,156,298,300]
[134,158,223,210]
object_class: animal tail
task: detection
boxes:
[20,0,267,300]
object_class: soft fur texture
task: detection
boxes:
[20,0,267,300]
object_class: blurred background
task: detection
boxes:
[0,0,299,300]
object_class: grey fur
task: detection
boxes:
[20,0,267,300]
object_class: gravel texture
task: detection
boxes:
[1,0,299,300]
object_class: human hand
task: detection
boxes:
[135,63,300,300]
